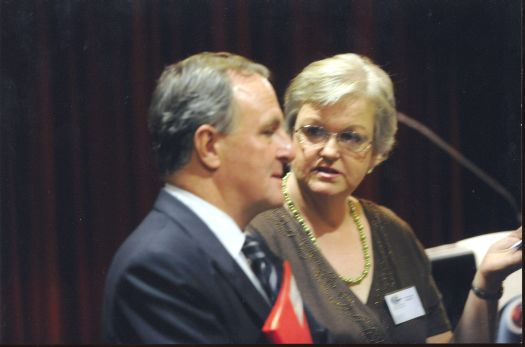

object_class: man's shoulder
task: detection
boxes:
[107,205,208,277]
[124,190,207,247]
[133,209,189,246]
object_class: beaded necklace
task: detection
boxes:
[282,172,371,285]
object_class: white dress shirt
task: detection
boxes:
[164,184,270,303]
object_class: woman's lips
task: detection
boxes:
[313,166,341,178]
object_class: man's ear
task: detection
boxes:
[194,124,221,170]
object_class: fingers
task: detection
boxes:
[507,239,522,251]
[514,226,522,238]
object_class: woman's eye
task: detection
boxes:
[340,132,365,143]
[305,126,325,137]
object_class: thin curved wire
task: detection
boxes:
[397,112,521,225]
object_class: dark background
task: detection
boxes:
[1,0,522,343]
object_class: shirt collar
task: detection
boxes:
[163,184,245,258]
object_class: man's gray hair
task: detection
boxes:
[148,52,269,176]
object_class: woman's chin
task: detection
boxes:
[307,181,347,197]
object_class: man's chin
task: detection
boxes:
[257,195,284,213]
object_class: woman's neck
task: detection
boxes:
[287,173,352,232]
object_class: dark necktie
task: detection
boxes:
[242,235,279,302]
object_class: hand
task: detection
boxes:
[473,226,522,291]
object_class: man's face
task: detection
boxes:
[217,73,294,218]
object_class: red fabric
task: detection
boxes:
[262,261,313,343]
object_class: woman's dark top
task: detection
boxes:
[247,199,451,343]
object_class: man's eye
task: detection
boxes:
[262,128,276,136]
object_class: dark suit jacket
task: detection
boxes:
[102,190,327,343]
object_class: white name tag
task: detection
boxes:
[384,286,426,325]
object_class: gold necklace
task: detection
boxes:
[282,172,371,286]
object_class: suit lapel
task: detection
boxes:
[153,190,271,322]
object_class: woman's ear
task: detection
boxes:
[194,124,221,170]
[367,154,385,174]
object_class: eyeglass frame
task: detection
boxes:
[294,124,373,154]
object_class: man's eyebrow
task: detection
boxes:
[269,115,284,126]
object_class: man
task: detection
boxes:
[101,52,303,343]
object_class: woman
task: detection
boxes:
[247,53,522,343]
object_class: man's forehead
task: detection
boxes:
[229,71,271,96]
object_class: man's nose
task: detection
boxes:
[276,129,295,162]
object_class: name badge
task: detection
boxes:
[384,286,425,325]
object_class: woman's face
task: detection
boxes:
[291,96,378,198]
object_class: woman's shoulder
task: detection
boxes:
[246,207,299,257]
[359,198,418,243]
[360,199,430,262]
[359,199,409,226]
[247,206,299,240]
[249,206,289,230]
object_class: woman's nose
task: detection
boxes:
[319,135,340,158]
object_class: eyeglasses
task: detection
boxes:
[294,125,372,153]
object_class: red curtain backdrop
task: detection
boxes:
[1,0,521,343]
